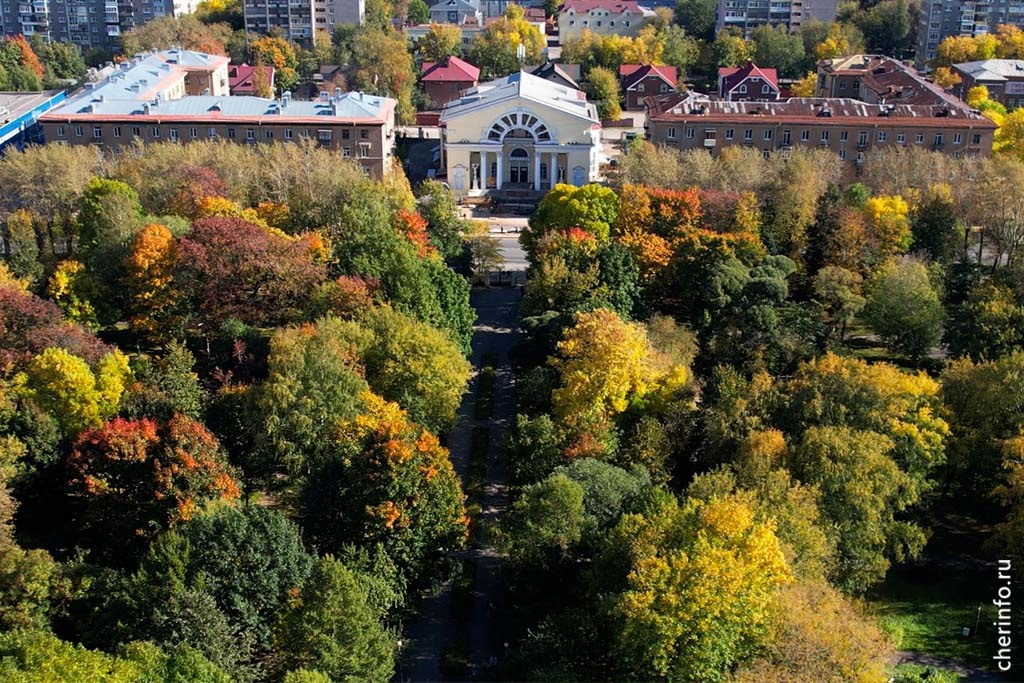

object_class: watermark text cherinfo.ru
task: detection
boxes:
[994,559,1013,673]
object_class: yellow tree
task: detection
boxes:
[935,35,981,66]
[790,71,817,96]
[865,194,912,257]
[124,223,182,341]
[814,23,851,60]
[550,308,658,424]
[932,66,961,89]
[607,493,792,681]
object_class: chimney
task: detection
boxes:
[204,87,210,95]
[143,102,151,114]
[282,91,291,108]
[130,83,141,93]
[334,86,342,100]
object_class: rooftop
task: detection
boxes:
[421,55,481,82]
[441,70,598,123]
[954,59,1024,81]
[0,90,67,123]
[228,63,275,93]
[647,91,997,128]
[560,0,648,13]
[719,62,779,89]
[44,89,394,123]
[820,54,960,108]
[621,64,678,89]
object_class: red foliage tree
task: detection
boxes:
[647,187,703,237]
[7,35,43,78]
[175,216,326,329]
[394,209,434,257]
[0,287,110,372]
[68,414,241,560]
[166,166,229,220]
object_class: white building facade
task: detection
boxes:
[440,71,602,200]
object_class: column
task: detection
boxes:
[534,150,542,191]
[496,152,503,190]
[478,150,486,189]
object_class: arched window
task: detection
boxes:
[486,112,553,143]
[510,147,528,159]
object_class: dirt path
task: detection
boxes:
[399,283,522,682]
[892,651,1011,682]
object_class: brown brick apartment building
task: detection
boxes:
[645,92,996,170]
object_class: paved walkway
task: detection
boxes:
[892,651,1010,682]
[399,282,522,682]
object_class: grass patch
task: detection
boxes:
[889,663,964,683]
[440,638,471,677]
[474,352,498,420]
[465,426,490,539]
[450,556,477,623]
[867,565,1000,670]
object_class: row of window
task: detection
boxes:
[665,125,981,146]
[55,124,373,154]
[59,124,370,142]
[566,18,631,27]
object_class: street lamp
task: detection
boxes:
[397,639,404,683]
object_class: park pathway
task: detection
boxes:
[399,234,524,682]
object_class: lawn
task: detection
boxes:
[867,562,1001,671]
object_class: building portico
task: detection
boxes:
[440,71,602,200]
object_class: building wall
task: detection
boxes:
[917,0,1024,66]
[0,0,176,51]
[183,63,230,96]
[42,118,392,175]
[625,75,674,110]
[424,79,475,108]
[243,0,315,44]
[722,76,779,101]
[558,8,647,43]
[955,72,1024,109]
[717,0,838,36]
[647,116,994,168]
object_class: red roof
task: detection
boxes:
[619,64,678,90]
[560,0,643,13]
[718,62,779,93]
[228,63,274,94]
[421,56,480,83]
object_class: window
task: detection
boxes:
[704,129,716,140]
[725,128,734,140]
[637,83,645,92]
[782,130,791,145]
[342,129,350,139]
[820,130,829,142]
[133,127,141,138]
[56,126,65,137]
[169,128,178,141]
[666,126,677,140]
[190,127,198,139]
[839,148,847,160]
[934,133,943,146]
[840,130,848,142]
[569,19,574,26]
[359,145,369,158]
[763,129,772,140]
[660,83,669,92]
[800,130,809,141]
[342,147,351,157]
[916,133,924,143]
[762,149,770,158]
[839,80,846,90]
[113,126,121,138]
[743,129,752,141]
[973,133,982,144]
[596,20,601,26]
[226,128,235,139]
[208,128,217,138]
[686,128,694,139]
[858,131,867,146]
[360,130,368,139]
[738,84,747,94]
[762,84,770,94]
[93,126,102,139]
[318,129,332,142]
[897,133,905,143]
[75,125,83,137]
[877,131,886,142]
[285,128,294,140]
[954,133,962,144]
[151,127,160,138]
[246,128,255,141]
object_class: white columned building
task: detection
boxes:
[440,71,602,201]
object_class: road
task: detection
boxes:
[399,221,526,681]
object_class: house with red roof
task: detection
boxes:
[421,55,481,108]
[228,63,276,97]
[558,0,654,43]
[619,64,677,110]
[718,62,780,102]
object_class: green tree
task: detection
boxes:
[812,265,865,341]
[750,24,806,78]
[351,28,416,124]
[585,66,622,121]
[407,0,429,23]
[360,305,471,433]
[275,556,395,682]
[524,183,620,254]
[675,0,716,41]
[711,29,753,68]
[417,180,465,257]
[468,5,544,79]
[417,23,462,62]
[506,474,586,566]
[659,25,701,75]
[863,258,944,361]
[946,280,1024,359]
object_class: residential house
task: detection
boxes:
[620,64,677,110]
[530,62,580,90]
[817,54,956,107]
[428,0,482,24]
[421,55,480,108]
[716,0,838,36]
[228,64,276,97]
[558,0,654,43]
[718,62,779,102]
[954,59,1024,110]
